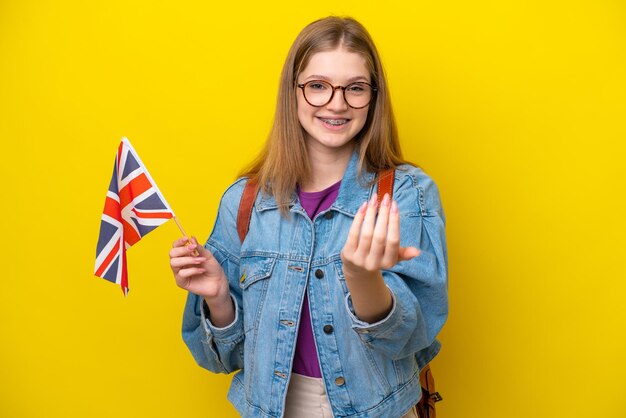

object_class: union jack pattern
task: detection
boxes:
[94,137,174,295]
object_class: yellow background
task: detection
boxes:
[1,1,625,417]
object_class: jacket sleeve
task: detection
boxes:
[344,168,448,360]
[181,178,247,373]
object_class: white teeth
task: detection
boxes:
[320,118,348,126]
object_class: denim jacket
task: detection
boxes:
[182,150,448,418]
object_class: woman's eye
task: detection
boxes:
[347,84,366,92]
[308,82,328,90]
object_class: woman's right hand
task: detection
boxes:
[169,236,229,300]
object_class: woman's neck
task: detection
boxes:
[301,141,354,192]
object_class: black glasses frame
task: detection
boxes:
[296,80,378,109]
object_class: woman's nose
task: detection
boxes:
[325,87,349,111]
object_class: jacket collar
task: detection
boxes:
[256,149,375,217]
[330,149,375,217]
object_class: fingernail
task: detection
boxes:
[382,193,390,207]
[359,202,367,213]
[369,194,377,207]
[391,200,399,213]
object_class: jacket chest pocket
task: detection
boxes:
[239,255,278,333]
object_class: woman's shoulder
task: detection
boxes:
[392,164,444,216]
[218,176,250,207]
[393,163,439,191]
[208,177,251,251]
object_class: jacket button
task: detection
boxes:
[315,269,324,279]
[324,211,333,220]
[323,324,334,334]
[334,376,345,386]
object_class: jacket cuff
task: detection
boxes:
[344,285,403,342]
[200,294,242,345]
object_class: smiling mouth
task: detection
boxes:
[318,117,350,126]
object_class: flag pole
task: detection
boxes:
[173,216,200,256]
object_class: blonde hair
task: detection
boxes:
[240,16,409,215]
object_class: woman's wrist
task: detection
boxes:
[202,275,236,327]
[342,265,379,282]
[203,290,231,312]
[343,268,393,323]
[199,271,231,302]
[203,294,235,328]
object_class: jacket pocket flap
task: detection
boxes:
[239,256,277,289]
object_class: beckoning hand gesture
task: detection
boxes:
[341,193,420,278]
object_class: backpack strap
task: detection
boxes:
[416,364,443,418]
[376,168,395,204]
[237,178,259,244]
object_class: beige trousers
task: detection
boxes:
[283,373,419,418]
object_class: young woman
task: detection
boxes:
[169,16,448,418]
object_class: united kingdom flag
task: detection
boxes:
[95,137,174,296]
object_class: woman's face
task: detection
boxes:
[296,47,371,155]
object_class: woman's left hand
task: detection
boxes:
[341,193,420,278]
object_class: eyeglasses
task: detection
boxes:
[296,80,377,109]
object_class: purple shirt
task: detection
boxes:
[293,180,341,377]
